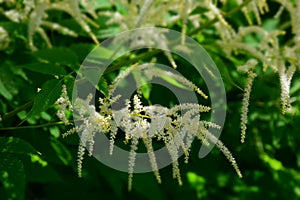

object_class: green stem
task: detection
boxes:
[1,100,34,121]
[0,121,66,131]
[189,0,253,36]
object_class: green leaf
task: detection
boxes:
[20,63,67,75]
[0,79,13,100]
[86,46,115,61]
[0,137,38,155]
[261,154,284,171]
[23,158,62,183]
[79,47,115,86]
[262,18,280,32]
[141,83,152,100]
[50,126,60,138]
[213,55,242,91]
[133,173,165,200]
[32,47,79,66]
[28,79,62,118]
[187,171,207,199]
[64,75,75,99]
[98,77,109,96]
[133,71,152,101]
[96,27,120,39]
[50,138,72,165]
[161,75,190,90]
[0,66,19,100]
[115,0,129,15]
[94,0,112,9]
[0,153,25,200]
[29,154,48,167]
[69,43,96,66]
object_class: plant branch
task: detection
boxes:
[1,100,34,121]
[0,121,67,131]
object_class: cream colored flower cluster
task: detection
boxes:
[225,25,297,142]
[0,0,99,50]
[212,1,299,142]
[55,84,73,125]
[56,64,242,190]
[27,0,100,50]
[57,91,242,191]
[100,0,201,31]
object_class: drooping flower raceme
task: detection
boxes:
[56,64,242,191]
[0,0,99,50]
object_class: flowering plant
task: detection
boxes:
[0,0,300,199]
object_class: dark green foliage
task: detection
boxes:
[0,1,300,200]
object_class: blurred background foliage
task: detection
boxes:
[1,0,300,199]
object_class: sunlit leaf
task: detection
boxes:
[261,154,284,171]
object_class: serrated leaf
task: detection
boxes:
[0,153,25,200]
[28,79,62,118]
[0,137,37,155]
